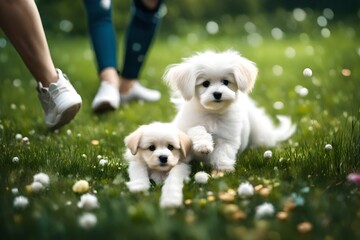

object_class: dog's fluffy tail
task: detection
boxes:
[247,99,296,148]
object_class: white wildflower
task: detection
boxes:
[264,150,273,159]
[31,181,45,192]
[15,133,23,140]
[295,85,309,97]
[194,171,210,184]
[77,193,99,210]
[21,137,30,145]
[33,172,50,186]
[237,182,254,198]
[78,213,97,229]
[12,188,19,195]
[72,180,90,193]
[303,68,313,77]
[255,202,275,219]
[325,144,332,151]
[99,159,108,166]
[13,196,29,209]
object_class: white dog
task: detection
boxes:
[163,50,296,172]
[124,122,192,208]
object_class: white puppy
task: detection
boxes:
[124,122,192,208]
[163,50,296,172]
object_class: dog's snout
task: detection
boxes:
[213,92,222,100]
[159,155,168,164]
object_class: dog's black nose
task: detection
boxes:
[213,92,222,100]
[159,155,168,164]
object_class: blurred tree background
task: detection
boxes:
[35,0,359,36]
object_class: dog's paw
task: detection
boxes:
[188,126,214,154]
[193,140,214,154]
[211,161,235,174]
[126,180,150,193]
[160,196,183,209]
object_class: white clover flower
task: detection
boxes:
[12,157,19,163]
[72,180,90,193]
[33,172,50,186]
[264,150,273,159]
[237,182,254,198]
[15,133,23,140]
[31,181,45,192]
[303,68,313,77]
[13,196,29,209]
[325,144,332,151]
[295,85,309,97]
[99,159,108,167]
[12,188,19,195]
[77,193,99,210]
[21,137,30,145]
[194,171,210,184]
[78,213,97,229]
[255,202,275,219]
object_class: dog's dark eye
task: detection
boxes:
[167,144,174,151]
[148,145,156,151]
[202,81,210,88]
[222,80,229,86]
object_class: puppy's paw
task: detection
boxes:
[160,195,183,209]
[211,160,235,174]
[188,126,214,154]
[126,180,150,193]
[193,140,214,154]
[216,165,235,173]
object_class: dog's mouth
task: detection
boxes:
[213,99,222,103]
[159,162,168,167]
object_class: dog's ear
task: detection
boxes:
[178,130,192,159]
[233,55,258,93]
[124,127,143,155]
[163,63,195,100]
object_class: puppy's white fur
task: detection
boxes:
[124,122,192,208]
[164,50,296,171]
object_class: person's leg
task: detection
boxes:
[83,0,120,112]
[119,0,162,102]
[0,0,82,129]
[0,0,58,86]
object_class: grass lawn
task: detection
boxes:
[1,10,360,239]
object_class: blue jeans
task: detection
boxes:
[83,0,163,79]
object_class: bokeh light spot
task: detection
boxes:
[293,8,306,22]
[206,21,219,35]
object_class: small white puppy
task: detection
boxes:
[164,50,296,172]
[124,122,192,208]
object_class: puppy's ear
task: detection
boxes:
[163,63,195,100]
[233,55,258,93]
[124,127,143,155]
[178,130,192,159]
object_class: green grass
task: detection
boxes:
[1,11,360,240]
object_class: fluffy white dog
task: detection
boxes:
[163,50,296,172]
[124,122,192,208]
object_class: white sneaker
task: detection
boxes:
[120,82,161,103]
[37,69,82,129]
[91,81,120,113]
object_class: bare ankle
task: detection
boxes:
[99,68,120,88]
[39,69,58,87]
[119,77,136,94]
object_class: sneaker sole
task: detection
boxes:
[92,101,117,114]
[49,103,81,130]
